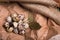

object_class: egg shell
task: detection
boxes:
[7,16,12,22]
[23,23,29,29]
[11,13,18,18]
[8,27,13,32]
[18,20,23,25]
[5,22,10,28]
[18,14,25,20]
[13,22,18,28]
[21,30,25,34]
[13,28,18,34]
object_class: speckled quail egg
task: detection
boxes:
[23,23,29,29]
[21,30,25,34]
[18,14,25,20]
[4,22,10,28]
[18,25,25,30]
[13,28,18,34]
[12,16,20,22]
[19,30,25,35]
[13,22,18,28]
[15,17,20,21]
[11,13,18,18]
[18,20,23,25]
[6,16,12,22]
[7,27,13,32]
[12,17,16,22]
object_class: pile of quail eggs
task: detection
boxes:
[3,13,29,35]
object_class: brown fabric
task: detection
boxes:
[0,2,60,40]
[0,3,47,40]
[54,0,60,7]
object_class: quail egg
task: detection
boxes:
[21,30,25,34]
[6,16,12,22]
[13,22,18,28]
[18,20,23,25]
[23,23,29,29]
[15,17,20,21]
[4,22,10,28]
[11,13,18,18]
[13,28,18,34]
[18,14,24,20]
[13,17,20,22]
[19,30,25,35]
[18,25,24,30]
[7,27,13,32]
